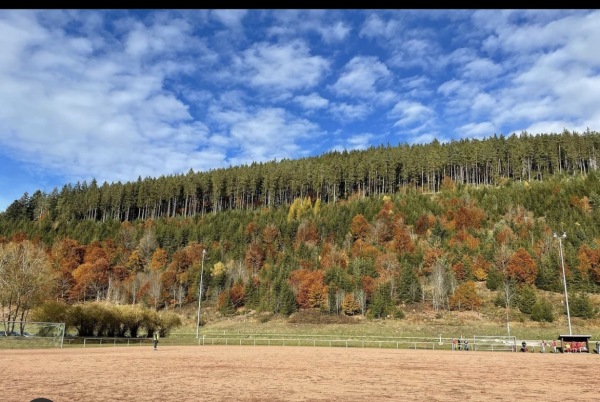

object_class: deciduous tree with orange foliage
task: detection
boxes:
[577,244,600,284]
[50,238,85,301]
[320,243,349,270]
[350,214,370,241]
[449,281,482,311]
[454,204,486,231]
[262,223,281,261]
[507,248,538,284]
[373,197,395,243]
[244,239,264,275]
[392,218,415,255]
[350,238,380,260]
[289,269,326,309]
[294,220,320,249]
[229,280,246,308]
[342,293,360,315]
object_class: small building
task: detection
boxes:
[558,334,592,353]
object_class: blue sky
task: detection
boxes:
[1,9,599,212]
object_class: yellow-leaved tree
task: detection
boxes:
[0,241,53,331]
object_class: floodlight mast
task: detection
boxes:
[196,249,206,339]
[554,232,572,335]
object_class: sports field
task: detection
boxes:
[2,345,597,401]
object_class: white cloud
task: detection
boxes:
[330,132,375,152]
[227,108,317,165]
[318,21,351,43]
[346,133,375,149]
[211,9,248,29]
[235,40,330,91]
[294,93,329,110]
[437,79,463,97]
[331,56,392,98]
[388,38,443,71]
[268,10,351,43]
[462,58,503,81]
[389,100,434,127]
[470,92,496,116]
[359,13,402,39]
[411,132,440,145]
[0,10,219,186]
[457,121,497,139]
[329,102,372,122]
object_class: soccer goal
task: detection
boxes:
[472,335,517,352]
[0,321,66,348]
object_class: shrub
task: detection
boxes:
[30,301,182,338]
[530,298,555,322]
[30,300,71,329]
[257,313,273,323]
[569,292,595,319]
[158,310,182,336]
[392,307,405,319]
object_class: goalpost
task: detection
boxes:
[0,321,66,348]
[472,335,517,352]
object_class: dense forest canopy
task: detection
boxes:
[1,129,600,328]
[2,129,599,224]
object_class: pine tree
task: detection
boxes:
[516,284,537,314]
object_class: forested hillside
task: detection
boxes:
[2,129,599,224]
[1,129,600,330]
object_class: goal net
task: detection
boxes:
[0,321,66,348]
[472,335,517,352]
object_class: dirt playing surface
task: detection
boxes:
[2,345,597,401]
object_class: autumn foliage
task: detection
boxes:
[507,248,538,284]
[449,281,482,311]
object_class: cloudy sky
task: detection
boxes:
[1,9,599,212]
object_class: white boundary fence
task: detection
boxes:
[82,337,153,347]
[10,331,587,353]
[184,333,521,351]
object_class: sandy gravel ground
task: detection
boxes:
[1,345,597,401]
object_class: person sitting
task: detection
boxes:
[520,341,527,352]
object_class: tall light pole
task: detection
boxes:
[554,232,572,335]
[196,249,206,339]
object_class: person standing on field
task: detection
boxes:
[452,338,457,351]
[153,331,160,351]
[541,340,546,353]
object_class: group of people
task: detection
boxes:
[522,339,558,353]
[564,341,589,353]
[521,339,600,353]
[451,338,469,351]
